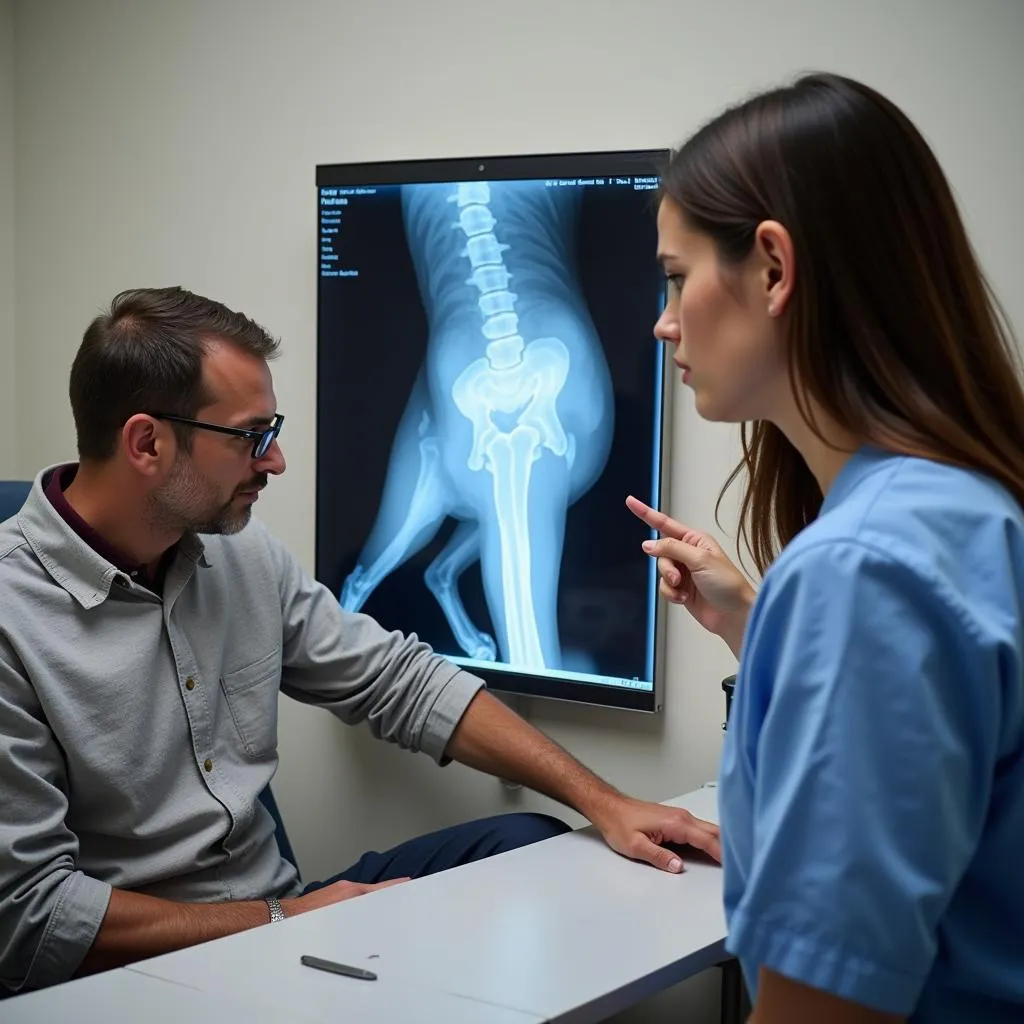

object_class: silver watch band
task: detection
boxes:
[265,896,286,924]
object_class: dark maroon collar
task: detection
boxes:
[44,464,168,590]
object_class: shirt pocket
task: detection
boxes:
[219,647,283,760]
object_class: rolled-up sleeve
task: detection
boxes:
[262,524,484,762]
[0,651,111,992]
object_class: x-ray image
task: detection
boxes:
[316,154,669,710]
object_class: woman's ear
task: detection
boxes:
[754,220,796,317]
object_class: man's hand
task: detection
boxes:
[77,876,413,977]
[447,692,722,871]
[284,877,410,917]
[590,795,721,872]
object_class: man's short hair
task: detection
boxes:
[69,286,280,462]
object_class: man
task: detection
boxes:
[0,287,720,994]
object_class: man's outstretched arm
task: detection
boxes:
[445,689,721,869]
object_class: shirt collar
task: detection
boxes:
[44,464,146,577]
[18,464,209,609]
[820,444,898,515]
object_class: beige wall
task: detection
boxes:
[0,0,15,478]
[9,1,1023,1019]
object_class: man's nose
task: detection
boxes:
[256,440,286,475]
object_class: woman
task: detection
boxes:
[629,73,1024,1023]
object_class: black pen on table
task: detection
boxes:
[300,954,378,981]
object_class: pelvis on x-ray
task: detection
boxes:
[340,181,614,672]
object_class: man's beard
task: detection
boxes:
[149,454,263,536]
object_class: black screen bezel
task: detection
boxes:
[314,148,671,713]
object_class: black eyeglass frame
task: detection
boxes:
[150,412,284,459]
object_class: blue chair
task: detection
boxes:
[0,482,34,998]
[259,785,300,881]
[0,480,31,522]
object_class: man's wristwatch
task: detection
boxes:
[265,897,286,923]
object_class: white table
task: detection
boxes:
[0,966,326,1023]
[132,787,726,1023]
[3,957,541,1024]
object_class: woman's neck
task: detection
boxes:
[774,401,862,497]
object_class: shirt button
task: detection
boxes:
[185,678,196,691]
[203,758,213,772]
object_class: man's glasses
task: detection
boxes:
[150,412,284,459]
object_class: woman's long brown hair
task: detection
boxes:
[662,72,1024,575]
